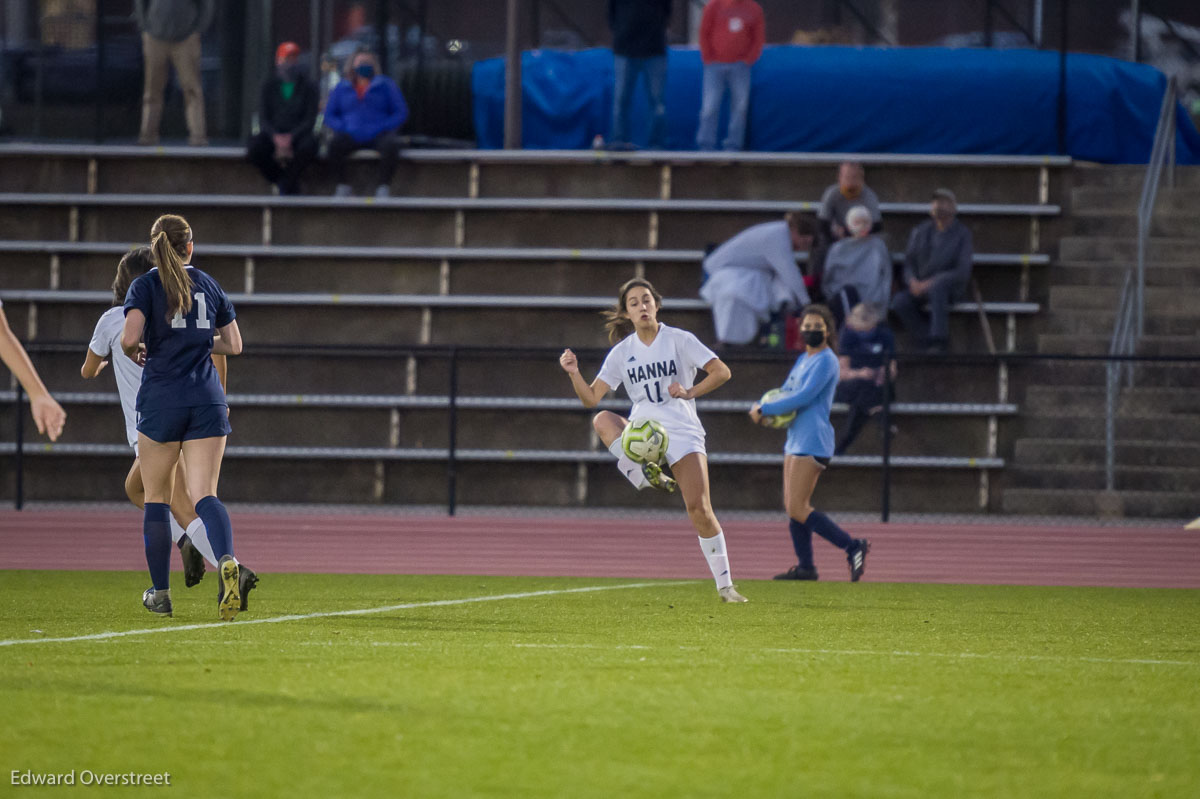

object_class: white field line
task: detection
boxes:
[0,581,693,648]
[153,639,1199,669]
[761,647,1199,668]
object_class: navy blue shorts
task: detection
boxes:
[137,404,231,444]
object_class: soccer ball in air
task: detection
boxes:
[621,418,669,465]
[758,389,796,428]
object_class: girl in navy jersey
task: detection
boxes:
[121,215,244,620]
[749,304,870,583]
[84,247,258,607]
[560,278,747,603]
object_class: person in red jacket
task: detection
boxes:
[697,0,764,151]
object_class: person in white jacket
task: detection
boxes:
[700,212,813,347]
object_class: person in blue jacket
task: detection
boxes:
[121,214,245,620]
[749,303,871,582]
[323,49,408,198]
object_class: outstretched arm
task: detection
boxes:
[1,307,66,440]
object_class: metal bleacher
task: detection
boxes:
[0,144,1070,512]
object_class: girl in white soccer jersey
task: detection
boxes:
[560,278,748,603]
[80,248,258,608]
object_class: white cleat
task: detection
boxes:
[718,585,749,603]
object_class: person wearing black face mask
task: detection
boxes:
[246,42,319,195]
[749,303,871,583]
[323,50,408,199]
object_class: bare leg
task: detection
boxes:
[673,452,743,599]
[124,458,145,509]
[783,454,824,523]
[671,453,720,538]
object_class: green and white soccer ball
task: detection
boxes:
[758,388,797,428]
[621,418,669,465]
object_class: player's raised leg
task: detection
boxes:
[672,453,747,602]
[593,411,666,492]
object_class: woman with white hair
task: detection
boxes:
[820,205,892,328]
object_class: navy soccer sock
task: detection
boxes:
[788,518,815,570]
[195,496,234,561]
[807,510,854,551]
[143,502,173,591]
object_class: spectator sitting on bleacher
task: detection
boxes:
[323,50,408,199]
[811,162,882,290]
[820,205,892,328]
[246,42,319,196]
[834,303,896,455]
[890,188,973,355]
[700,212,813,347]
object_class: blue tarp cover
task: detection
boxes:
[472,45,1200,164]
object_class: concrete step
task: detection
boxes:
[1036,333,1200,356]
[1070,186,1200,214]
[1012,438,1200,468]
[1024,385,1200,415]
[1050,262,1200,289]
[1070,164,1200,190]
[1018,412,1200,440]
[1039,309,1199,336]
[1000,487,1197,518]
[1007,463,1200,493]
[1070,212,1200,239]
[1019,360,1200,388]
[1047,285,1200,313]
[1058,236,1200,263]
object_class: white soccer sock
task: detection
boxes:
[608,438,650,490]
[184,517,219,568]
[168,515,187,544]
[698,531,733,590]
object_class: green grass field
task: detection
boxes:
[1,572,1198,798]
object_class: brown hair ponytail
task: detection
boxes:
[602,277,663,344]
[149,214,193,322]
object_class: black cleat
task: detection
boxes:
[238,566,259,612]
[178,534,206,588]
[848,539,871,582]
[773,564,819,581]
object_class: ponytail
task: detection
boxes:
[149,214,193,322]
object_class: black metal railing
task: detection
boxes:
[9,342,1199,518]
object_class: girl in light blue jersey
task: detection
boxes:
[750,304,870,582]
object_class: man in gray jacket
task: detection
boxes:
[136,0,214,146]
[890,188,973,354]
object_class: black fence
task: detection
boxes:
[6,343,1198,520]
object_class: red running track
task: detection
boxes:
[2,509,1198,588]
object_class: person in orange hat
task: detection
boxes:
[245,42,320,195]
